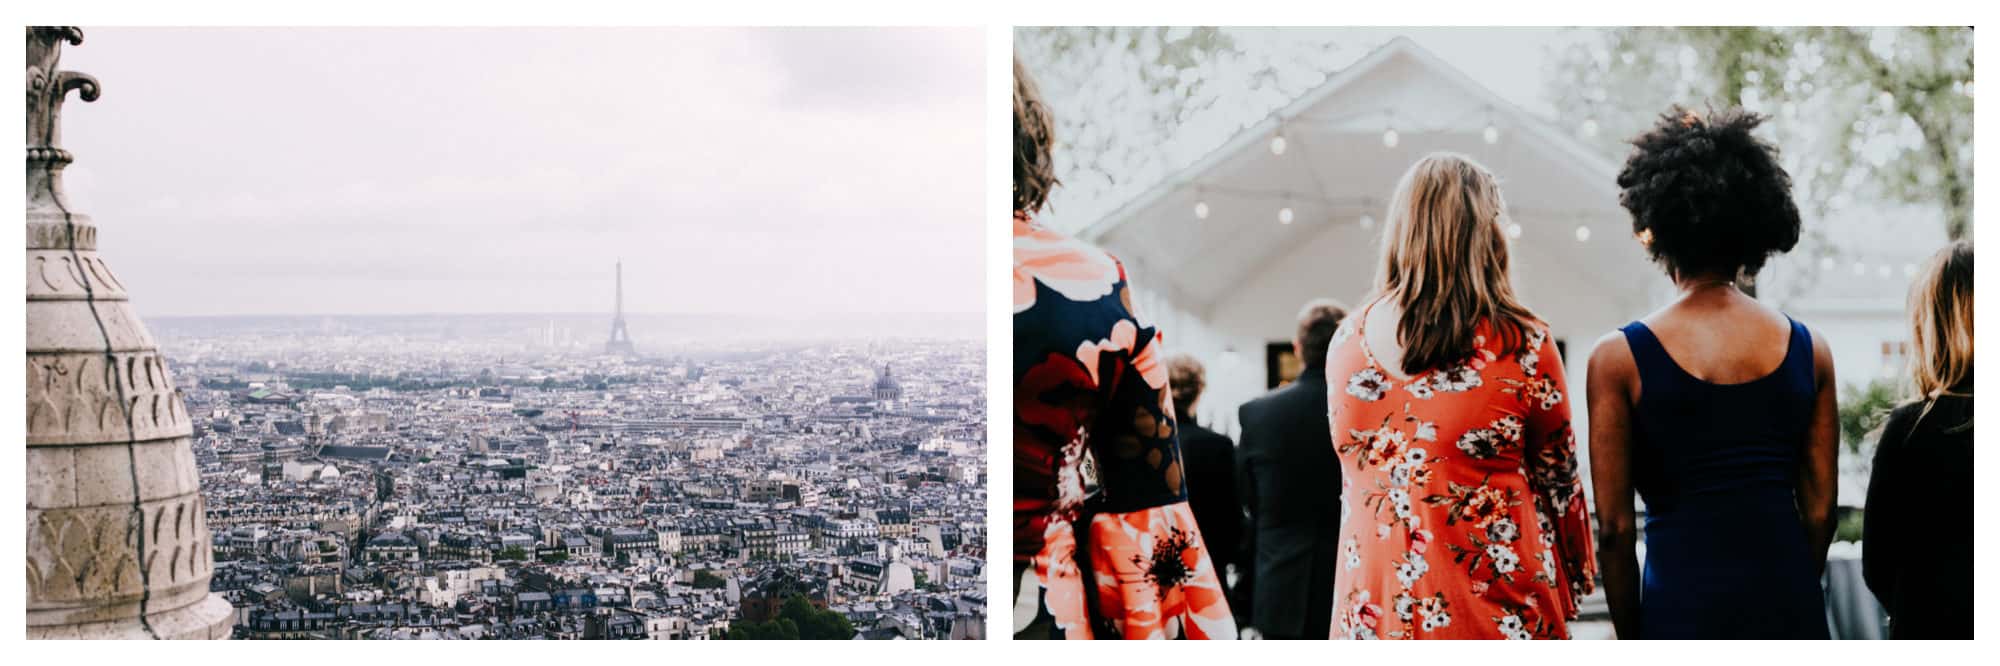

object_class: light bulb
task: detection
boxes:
[1574,225,1591,242]
[1853,261,1867,276]
[1507,223,1523,239]
[1270,135,1288,155]
[1878,264,1892,278]
[1903,263,1917,278]
[1382,128,1400,148]
[1483,124,1500,144]
[1820,257,1835,271]
[1359,214,1375,229]
[1278,207,1295,225]
[1194,201,1210,220]
[1581,118,1600,138]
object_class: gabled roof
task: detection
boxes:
[1068,36,1658,321]
[1081,36,1620,243]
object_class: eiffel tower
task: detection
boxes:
[604,260,636,356]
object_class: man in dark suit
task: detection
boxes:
[1165,354,1242,610]
[1236,299,1347,640]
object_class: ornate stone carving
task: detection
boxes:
[25,26,231,640]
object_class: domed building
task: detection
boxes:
[872,363,902,403]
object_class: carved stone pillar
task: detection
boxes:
[26,26,233,640]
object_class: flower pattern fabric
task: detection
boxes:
[1325,305,1595,639]
[1013,214,1235,640]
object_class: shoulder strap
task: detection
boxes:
[1618,321,1674,390]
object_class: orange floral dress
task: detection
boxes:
[1324,303,1595,639]
[1013,214,1236,640]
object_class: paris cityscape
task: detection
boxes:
[157,303,987,639]
[24,26,986,641]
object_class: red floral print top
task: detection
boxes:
[1012,214,1235,640]
[1324,301,1595,639]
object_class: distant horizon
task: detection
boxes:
[146,310,985,320]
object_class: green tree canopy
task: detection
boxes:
[692,569,727,589]
[726,618,798,640]
[1551,27,1973,241]
[725,594,854,640]
[1014,27,1349,230]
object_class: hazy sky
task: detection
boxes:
[58,27,984,317]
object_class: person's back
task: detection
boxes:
[1588,106,1837,640]
[1864,240,1974,639]
[1237,372,1339,639]
[1236,299,1346,639]
[1617,295,1830,638]
[1011,57,1234,640]
[1178,420,1241,575]
[1864,389,1973,638]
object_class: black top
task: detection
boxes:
[1235,366,1342,638]
[1863,380,1974,639]
[1179,420,1243,575]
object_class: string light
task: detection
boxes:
[1278,206,1295,225]
[1270,133,1288,156]
[1194,200,1210,220]
[1581,118,1599,138]
[1574,225,1591,242]
[1382,128,1400,148]
[1877,264,1892,278]
[1506,223,1523,239]
[1903,263,1918,278]
[1853,261,1867,276]
[1359,214,1375,229]
[1483,123,1500,144]
[1820,257,1835,271]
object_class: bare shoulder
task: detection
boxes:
[1801,320,1836,385]
[1588,329,1636,374]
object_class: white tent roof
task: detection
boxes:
[1080,37,1667,331]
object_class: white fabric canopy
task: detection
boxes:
[1079,38,1672,434]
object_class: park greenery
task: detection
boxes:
[692,569,727,589]
[723,595,854,640]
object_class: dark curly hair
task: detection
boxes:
[1615,105,1801,279]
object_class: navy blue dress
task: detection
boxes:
[1620,318,1829,639]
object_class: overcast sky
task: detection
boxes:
[58,27,984,318]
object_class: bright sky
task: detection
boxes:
[58,27,985,318]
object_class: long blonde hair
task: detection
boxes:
[1909,240,1973,398]
[1374,153,1538,375]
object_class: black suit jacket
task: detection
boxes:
[1236,366,1342,639]
[1178,420,1241,576]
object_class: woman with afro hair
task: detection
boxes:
[1584,106,1838,639]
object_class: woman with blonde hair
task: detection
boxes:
[1864,240,1973,639]
[1322,152,1595,639]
